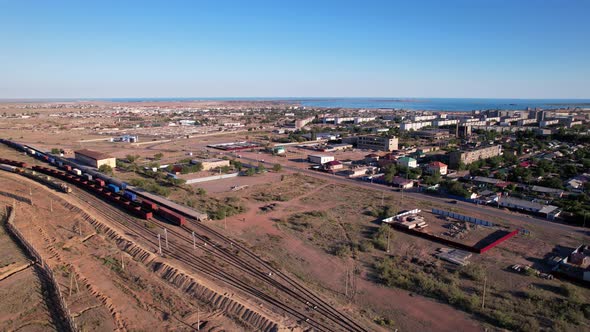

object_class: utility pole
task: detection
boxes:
[192,231,196,250]
[158,234,162,255]
[164,228,169,249]
[386,226,391,253]
[121,251,125,270]
[481,275,487,309]
[50,200,53,212]
[69,272,74,297]
[345,268,349,298]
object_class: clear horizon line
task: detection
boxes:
[1,96,590,101]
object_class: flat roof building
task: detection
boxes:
[308,154,335,165]
[449,145,502,169]
[354,135,399,151]
[74,149,116,168]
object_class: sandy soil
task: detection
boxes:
[0,196,55,331]
[208,180,484,332]
[0,171,246,331]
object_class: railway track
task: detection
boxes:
[70,188,363,331]
[185,221,368,332]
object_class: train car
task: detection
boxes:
[83,173,93,181]
[95,178,105,187]
[0,158,28,168]
[0,164,18,172]
[157,207,186,226]
[107,184,120,193]
[123,191,136,201]
[72,168,82,176]
[63,165,72,172]
[140,198,158,211]
[19,168,71,193]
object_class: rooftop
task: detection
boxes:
[74,149,113,160]
[325,160,342,166]
[429,161,448,167]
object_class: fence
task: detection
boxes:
[3,205,78,332]
[185,172,239,184]
[432,208,495,227]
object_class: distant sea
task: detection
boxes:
[4,97,590,112]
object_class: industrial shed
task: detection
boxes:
[74,149,116,168]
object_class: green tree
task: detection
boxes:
[423,172,441,185]
[126,154,140,163]
[193,162,203,172]
[51,148,60,154]
[231,160,243,171]
[98,164,113,175]
[256,163,266,173]
[273,163,282,172]
[154,153,163,160]
[383,164,397,183]
[245,167,256,176]
[457,161,466,171]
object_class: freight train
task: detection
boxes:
[0,163,71,193]
[1,139,187,225]
[31,165,153,220]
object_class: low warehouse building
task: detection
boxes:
[74,149,116,168]
[308,154,334,165]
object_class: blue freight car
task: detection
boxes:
[107,184,120,193]
[123,191,136,201]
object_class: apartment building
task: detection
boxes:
[355,135,399,151]
[448,145,502,168]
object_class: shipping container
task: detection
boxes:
[123,191,137,201]
[157,207,186,226]
[83,173,93,181]
[107,184,120,193]
[72,168,82,176]
[141,199,158,211]
[95,178,105,187]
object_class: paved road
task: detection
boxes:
[238,155,587,235]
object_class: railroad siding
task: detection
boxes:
[76,204,282,331]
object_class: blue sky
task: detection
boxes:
[0,0,589,99]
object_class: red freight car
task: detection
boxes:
[157,207,186,226]
[95,178,105,187]
[140,199,158,211]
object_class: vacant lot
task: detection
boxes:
[214,173,590,331]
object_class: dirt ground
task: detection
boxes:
[205,174,484,332]
[2,106,589,331]
[0,171,246,331]
[206,172,590,331]
[0,205,55,331]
